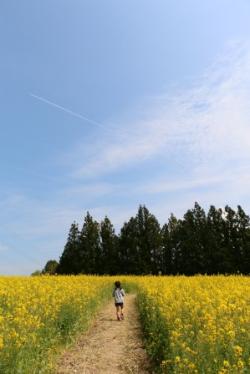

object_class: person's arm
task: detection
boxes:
[121,288,125,296]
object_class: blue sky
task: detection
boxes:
[1,1,250,274]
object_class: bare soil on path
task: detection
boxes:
[56,294,152,374]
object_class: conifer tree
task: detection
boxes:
[235,205,250,273]
[57,203,250,275]
[119,217,139,274]
[58,222,80,274]
[206,206,226,274]
[78,212,101,274]
[135,205,162,274]
[161,213,181,274]
[224,205,238,273]
[100,216,118,274]
[167,213,182,274]
[179,202,207,274]
[161,223,171,274]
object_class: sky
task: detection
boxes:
[1,0,250,274]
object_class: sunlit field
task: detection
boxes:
[0,275,249,373]
[0,276,112,373]
[136,276,250,373]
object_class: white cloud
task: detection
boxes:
[71,41,250,186]
[138,164,250,197]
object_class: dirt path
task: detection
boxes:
[56,294,152,374]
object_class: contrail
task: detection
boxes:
[29,92,111,131]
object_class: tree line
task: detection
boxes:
[43,203,250,275]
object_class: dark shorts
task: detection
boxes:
[115,302,124,308]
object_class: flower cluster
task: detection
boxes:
[136,276,250,373]
[0,275,111,373]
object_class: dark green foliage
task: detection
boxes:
[136,205,162,274]
[163,214,182,275]
[42,260,59,275]
[31,270,42,276]
[119,217,139,274]
[236,206,250,273]
[54,203,250,275]
[119,206,162,274]
[161,214,179,275]
[206,205,226,274]
[78,212,101,274]
[57,222,80,274]
[100,216,119,274]
[178,203,207,275]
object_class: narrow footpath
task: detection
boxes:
[56,294,152,374]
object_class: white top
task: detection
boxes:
[112,288,125,303]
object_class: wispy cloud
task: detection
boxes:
[140,175,227,194]
[139,165,250,196]
[71,41,250,183]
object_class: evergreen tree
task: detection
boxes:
[167,213,182,274]
[179,202,207,274]
[100,216,119,274]
[58,222,80,274]
[161,223,171,274]
[78,212,101,274]
[206,206,226,274]
[135,205,162,274]
[161,214,181,274]
[235,205,250,273]
[223,205,238,273]
[57,202,250,276]
[244,227,250,274]
[119,206,162,275]
[119,217,139,274]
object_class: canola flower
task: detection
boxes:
[0,275,249,373]
[136,276,250,373]
[0,275,112,373]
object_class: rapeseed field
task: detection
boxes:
[0,275,249,373]
[0,275,112,373]
[136,276,250,373]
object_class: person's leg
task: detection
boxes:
[121,304,124,319]
[116,305,120,320]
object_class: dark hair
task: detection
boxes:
[114,281,121,289]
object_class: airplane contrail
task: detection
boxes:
[29,92,111,131]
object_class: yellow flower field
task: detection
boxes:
[0,275,249,373]
[0,275,112,373]
[136,276,250,373]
